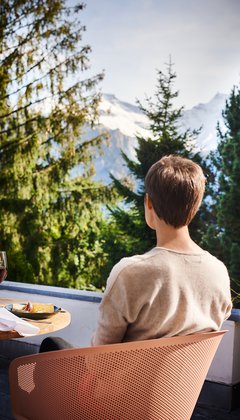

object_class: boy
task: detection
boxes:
[91,155,232,346]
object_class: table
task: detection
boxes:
[0,298,71,339]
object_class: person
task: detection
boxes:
[40,155,232,352]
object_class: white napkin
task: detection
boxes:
[0,307,40,336]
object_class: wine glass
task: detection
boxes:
[0,251,7,283]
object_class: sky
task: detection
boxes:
[78,0,240,109]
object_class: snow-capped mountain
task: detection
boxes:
[180,93,228,153]
[91,94,149,183]
[90,92,228,183]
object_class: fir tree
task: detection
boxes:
[107,61,210,265]
[0,0,109,288]
[203,86,240,305]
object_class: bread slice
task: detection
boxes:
[31,303,55,313]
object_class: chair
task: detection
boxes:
[9,330,226,420]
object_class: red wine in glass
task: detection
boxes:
[0,267,7,283]
[0,251,7,283]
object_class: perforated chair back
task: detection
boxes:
[9,330,226,420]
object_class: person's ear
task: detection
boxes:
[145,193,153,210]
[144,193,156,230]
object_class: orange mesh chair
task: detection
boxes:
[9,330,226,420]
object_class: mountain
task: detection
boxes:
[180,93,228,153]
[88,93,228,183]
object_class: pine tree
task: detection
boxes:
[203,86,240,305]
[0,0,109,289]
[108,62,210,264]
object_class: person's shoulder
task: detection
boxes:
[203,251,229,273]
[105,248,159,291]
[112,249,158,274]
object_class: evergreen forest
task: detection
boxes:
[1,1,240,306]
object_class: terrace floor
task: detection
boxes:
[1,281,240,420]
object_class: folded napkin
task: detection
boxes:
[0,307,40,336]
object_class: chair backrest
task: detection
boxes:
[9,330,226,420]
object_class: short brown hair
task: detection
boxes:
[145,155,206,228]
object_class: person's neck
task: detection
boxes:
[155,221,203,253]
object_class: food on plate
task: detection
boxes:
[22,301,33,312]
[31,303,55,313]
[13,302,55,313]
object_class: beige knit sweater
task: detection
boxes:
[91,247,232,346]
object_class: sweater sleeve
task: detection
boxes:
[221,262,233,320]
[91,295,128,346]
[91,259,131,346]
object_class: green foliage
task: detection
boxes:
[100,206,153,283]
[203,87,240,306]
[107,61,210,261]
[0,0,111,289]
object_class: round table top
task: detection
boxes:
[0,298,71,339]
